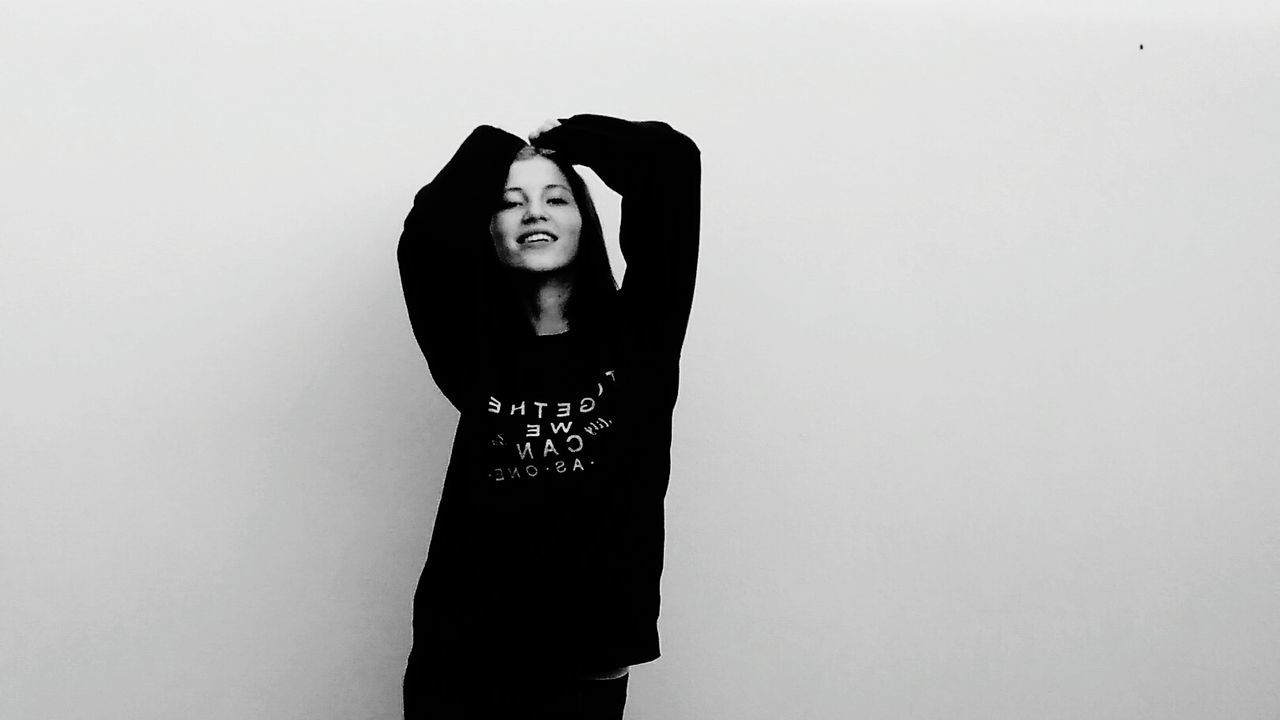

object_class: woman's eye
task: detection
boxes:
[548,198,569,205]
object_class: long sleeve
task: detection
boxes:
[533,114,702,359]
[534,116,701,659]
[397,125,528,410]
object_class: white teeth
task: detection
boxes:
[520,233,554,244]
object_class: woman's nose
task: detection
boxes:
[522,201,548,221]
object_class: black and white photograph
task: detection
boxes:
[3,1,1278,718]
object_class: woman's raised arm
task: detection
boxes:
[532,114,702,359]
[398,125,527,409]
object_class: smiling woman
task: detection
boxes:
[396,114,701,718]
[485,149,588,336]
[489,151,584,275]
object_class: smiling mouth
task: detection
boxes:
[517,232,557,245]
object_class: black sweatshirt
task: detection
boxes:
[397,115,700,699]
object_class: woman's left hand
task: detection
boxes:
[528,118,562,144]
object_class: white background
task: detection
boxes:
[3,1,1279,718]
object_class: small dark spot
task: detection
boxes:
[1139,44,1144,49]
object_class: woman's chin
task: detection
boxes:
[516,261,573,275]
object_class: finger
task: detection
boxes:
[528,118,562,143]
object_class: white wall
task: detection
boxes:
[3,2,1278,718]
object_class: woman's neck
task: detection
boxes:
[519,273,573,336]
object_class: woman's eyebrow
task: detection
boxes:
[504,184,572,193]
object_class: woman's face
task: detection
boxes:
[489,156,583,273]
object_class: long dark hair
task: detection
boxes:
[478,145,619,341]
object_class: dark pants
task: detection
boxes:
[407,672,629,720]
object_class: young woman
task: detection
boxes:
[397,113,700,718]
